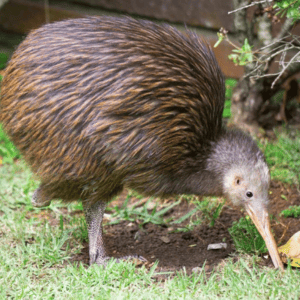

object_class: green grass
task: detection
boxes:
[1,252,300,299]
[170,196,225,232]
[104,193,224,233]
[260,130,300,185]
[280,206,300,218]
[0,75,20,163]
[106,194,181,226]
[0,124,20,163]
[229,216,268,254]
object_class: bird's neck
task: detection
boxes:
[177,129,247,197]
[179,169,224,196]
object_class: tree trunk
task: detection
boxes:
[231,77,264,134]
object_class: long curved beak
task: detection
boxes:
[245,202,284,271]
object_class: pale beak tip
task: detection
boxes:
[245,203,284,271]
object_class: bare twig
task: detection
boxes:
[278,44,288,69]
[280,62,300,85]
[251,72,281,79]
[258,35,291,51]
[271,51,300,88]
[262,18,296,68]
[228,0,273,14]
[241,45,299,82]
[260,45,295,62]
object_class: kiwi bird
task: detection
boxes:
[0,16,284,270]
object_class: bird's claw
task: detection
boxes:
[94,254,148,266]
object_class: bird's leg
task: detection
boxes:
[31,185,52,207]
[83,200,108,265]
[83,200,147,266]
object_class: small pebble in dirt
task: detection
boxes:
[160,236,171,244]
[207,243,227,250]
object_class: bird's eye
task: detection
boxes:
[246,191,253,198]
[236,179,240,185]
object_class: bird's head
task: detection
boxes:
[223,158,270,209]
[208,130,284,270]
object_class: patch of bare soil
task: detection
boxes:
[69,181,300,273]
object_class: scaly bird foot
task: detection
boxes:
[116,254,147,263]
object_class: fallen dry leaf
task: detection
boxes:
[278,231,300,267]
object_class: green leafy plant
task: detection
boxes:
[215,33,255,67]
[172,197,225,232]
[229,216,268,254]
[280,206,300,218]
[274,0,300,21]
[197,197,225,227]
[209,200,225,227]
[228,39,253,66]
[71,215,88,242]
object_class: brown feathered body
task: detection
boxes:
[1,17,226,205]
[1,17,285,270]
